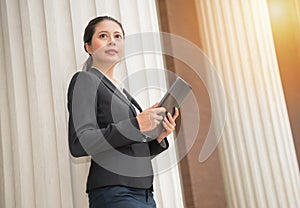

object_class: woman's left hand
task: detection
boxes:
[157,107,179,143]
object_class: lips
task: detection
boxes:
[105,49,118,55]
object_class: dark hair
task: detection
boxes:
[83,16,125,53]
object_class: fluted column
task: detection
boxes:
[111,1,185,207]
[196,0,300,207]
[0,0,183,207]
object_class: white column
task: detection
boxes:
[105,1,185,207]
[69,2,97,207]
[196,0,300,207]
[0,5,15,207]
[0,0,184,207]
[0,0,36,207]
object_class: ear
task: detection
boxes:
[85,43,93,55]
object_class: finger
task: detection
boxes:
[163,120,174,132]
[149,118,160,130]
[152,107,166,114]
[163,121,171,132]
[164,116,175,129]
[151,114,164,121]
[154,119,160,126]
[167,112,176,125]
[150,102,159,108]
[172,107,179,119]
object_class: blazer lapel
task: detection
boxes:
[88,68,137,114]
[123,89,143,113]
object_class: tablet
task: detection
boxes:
[144,76,192,139]
[158,76,192,115]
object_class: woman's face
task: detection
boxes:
[85,20,124,67]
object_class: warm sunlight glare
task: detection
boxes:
[268,1,290,23]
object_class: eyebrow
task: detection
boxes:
[98,31,122,34]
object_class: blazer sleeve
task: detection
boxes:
[67,71,146,158]
[148,138,169,157]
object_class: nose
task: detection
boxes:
[108,35,116,45]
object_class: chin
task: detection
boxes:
[105,59,121,68]
[109,56,122,63]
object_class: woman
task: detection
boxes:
[67,16,179,208]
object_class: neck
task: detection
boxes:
[93,62,115,80]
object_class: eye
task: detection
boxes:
[99,33,108,39]
[115,34,123,39]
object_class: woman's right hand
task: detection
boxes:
[136,103,166,132]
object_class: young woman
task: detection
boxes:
[67,16,179,208]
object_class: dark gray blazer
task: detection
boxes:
[67,67,168,192]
